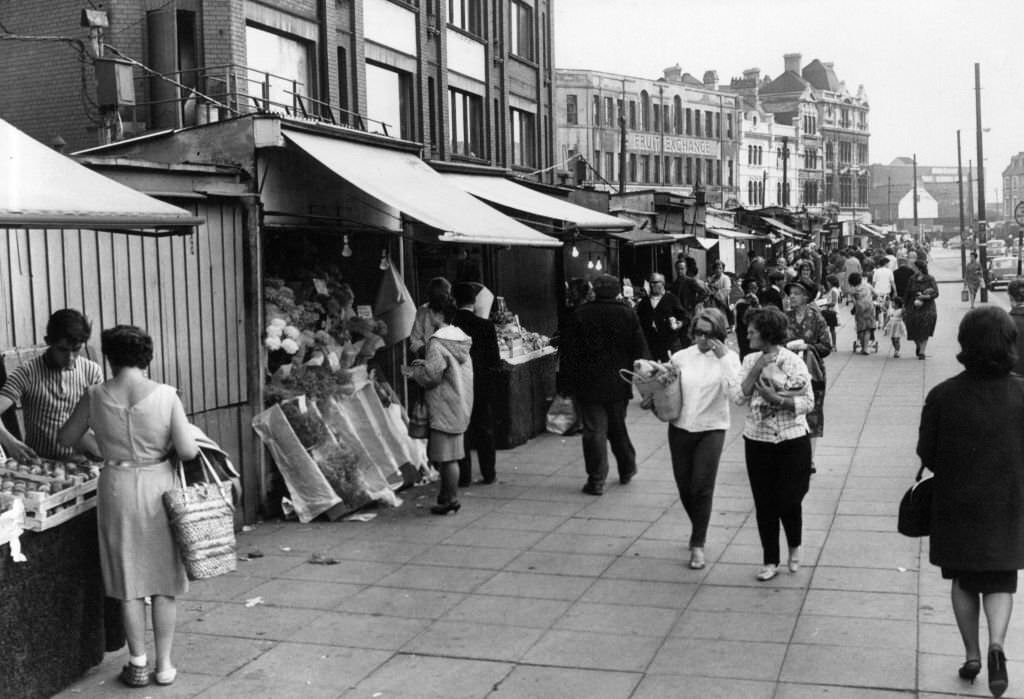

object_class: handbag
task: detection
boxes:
[619,360,682,422]
[163,452,238,580]
[546,394,580,435]
[897,465,934,537]
[961,285,970,303]
[408,396,430,439]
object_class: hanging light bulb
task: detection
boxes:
[586,254,594,270]
[378,250,390,271]
[341,235,353,257]
[571,244,580,258]
[595,258,603,271]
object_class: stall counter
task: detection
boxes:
[492,347,558,449]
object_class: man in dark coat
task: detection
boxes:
[451,282,501,487]
[634,272,686,360]
[558,274,650,495]
[893,256,914,299]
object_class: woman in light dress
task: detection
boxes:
[60,326,197,688]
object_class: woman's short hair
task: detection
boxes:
[101,325,154,369]
[438,300,458,325]
[426,277,452,312]
[746,307,789,345]
[690,307,728,341]
[914,259,929,275]
[848,272,862,286]
[957,306,1018,376]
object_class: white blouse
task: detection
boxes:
[668,345,741,432]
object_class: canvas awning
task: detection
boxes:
[606,228,675,247]
[760,217,803,238]
[284,130,559,247]
[0,118,202,234]
[707,227,762,240]
[858,223,886,238]
[442,173,633,231]
[678,236,718,250]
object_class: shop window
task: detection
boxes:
[245,24,314,114]
[449,0,482,35]
[366,62,413,139]
[565,94,577,125]
[510,0,534,61]
[510,108,536,167]
[450,87,483,158]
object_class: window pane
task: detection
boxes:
[246,24,312,110]
[365,63,403,137]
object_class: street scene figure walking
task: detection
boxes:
[917,307,1024,697]
[903,259,940,359]
[558,274,650,495]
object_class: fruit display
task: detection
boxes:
[0,458,100,531]
[491,297,550,361]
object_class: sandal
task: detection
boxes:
[155,667,178,686]
[119,663,151,688]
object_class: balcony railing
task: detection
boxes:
[115,63,393,140]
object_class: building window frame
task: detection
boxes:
[449,86,483,158]
[565,94,577,125]
[509,0,534,61]
[448,0,482,35]
[510,107,536,167]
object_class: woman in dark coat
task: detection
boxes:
[903,259,939,359]
[917,306,1024,696]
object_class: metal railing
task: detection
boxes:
[116,63,393,139]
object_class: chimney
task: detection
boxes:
[663,63,682,82]
[742,67,761,83]
[784,53,802,74]
[702,70,719,89]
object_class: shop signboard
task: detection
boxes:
[625,133,720,158]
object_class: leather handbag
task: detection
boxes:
[897,465,933,537]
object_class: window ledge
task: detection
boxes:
[509,53,538,69]
[446,24,485,43]
[450,153,491,166]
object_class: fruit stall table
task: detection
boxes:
[492,346,558,449]
[0,510,123,699]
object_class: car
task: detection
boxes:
[987,256,1021,290]
[986,239,1007,256]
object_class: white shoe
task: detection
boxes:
[688,547,706,570]
[788,546,801,573]
[756,564,778,582]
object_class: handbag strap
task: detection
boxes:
[198,451,235,511]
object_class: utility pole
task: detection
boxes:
[781,136,790,208]
[657,80,666,186]
[957,130,967,279]
[887,176,892,224]
[618,78,628,194]
[975,62,988,302]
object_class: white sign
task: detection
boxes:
[626,133,720,158]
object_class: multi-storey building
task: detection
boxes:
[1003,153,1024,220]
[554,65,741,206]
[732,54,869,221]
[0,0,556,177]
[869,158,981,237]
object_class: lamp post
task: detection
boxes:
[975,62,988,302]
[656,79,667,187]
[957,130,967,280]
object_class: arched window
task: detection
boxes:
[673,96,683,134]
[640,90,650,131]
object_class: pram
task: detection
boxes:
[851,294,889,354]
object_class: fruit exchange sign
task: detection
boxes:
[626,133,720,158]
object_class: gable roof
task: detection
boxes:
[801,59,840,91]
[760,70,808,95]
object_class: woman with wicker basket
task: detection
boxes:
[59,325,197,688]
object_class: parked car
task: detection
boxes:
[986,239,1007,257]
[987,256,1021,290]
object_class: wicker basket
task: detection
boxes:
[163,453,237,580]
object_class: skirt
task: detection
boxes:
[941,569,1018,594]
[427,430,465,462]
[97,461,187,600]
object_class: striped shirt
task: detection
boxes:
[0,355,103,459]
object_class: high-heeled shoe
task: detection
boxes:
[787,546,801,573]
[430,501,461,515]
[958,658,981,683]
[988,646,1008,697]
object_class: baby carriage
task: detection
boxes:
[851,294,887,354]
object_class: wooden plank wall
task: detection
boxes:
[0,199,256,520]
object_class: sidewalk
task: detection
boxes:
[58,251,1023,698]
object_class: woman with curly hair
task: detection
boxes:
[60,326,198,688]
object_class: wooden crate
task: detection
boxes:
[0,469,98,533]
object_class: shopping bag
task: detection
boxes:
[408,396,430,439]
[897,465,933,537]
[163,453,237,580]
[961,286,970,303]
[619,359,682,422]
[545,394,579,435]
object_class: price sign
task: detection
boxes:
[1015,201,1024,226]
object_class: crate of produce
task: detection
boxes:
[0,460,100,533]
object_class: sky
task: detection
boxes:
[554,0,1023,203]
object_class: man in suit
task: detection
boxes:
[558,274,650,495]
[634,272,686,361]
[451,282,501,486]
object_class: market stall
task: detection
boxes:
[0,117,201,698]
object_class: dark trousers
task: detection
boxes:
[744,436,812,565]
[668,426,725,548]
[458,400,496,485]
[579,399,636,485]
